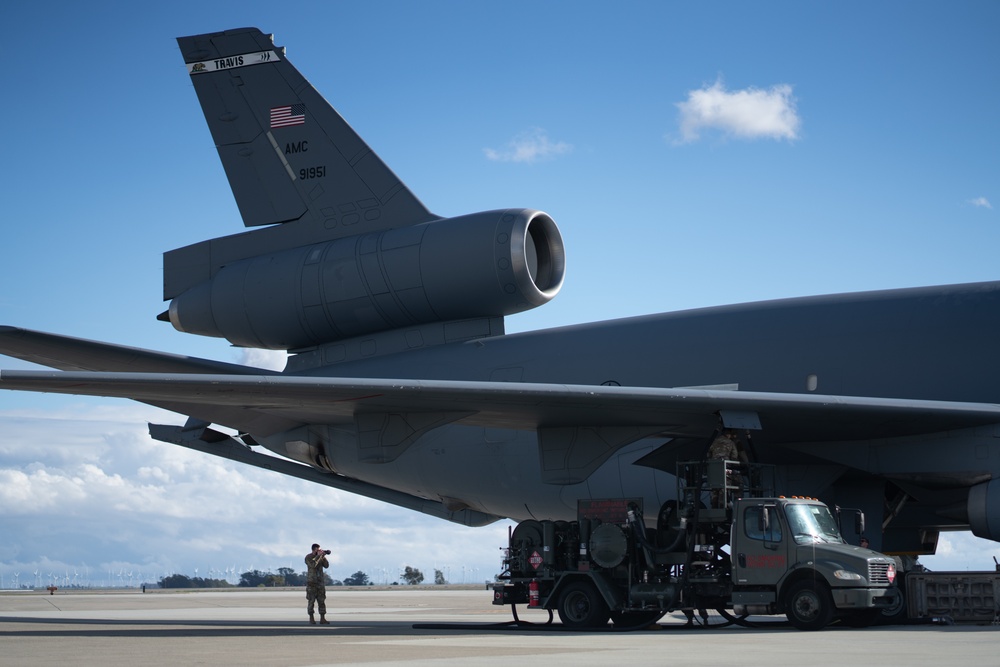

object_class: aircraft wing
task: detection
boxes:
[2,370,999,443]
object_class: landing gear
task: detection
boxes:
[877,576,907,625]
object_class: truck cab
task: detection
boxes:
[732,497,898,629]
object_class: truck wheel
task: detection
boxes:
[610,610,665,628]
[557,581,610,628]
[784,580,834,631]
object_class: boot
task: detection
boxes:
[319,614,329,624]
[309,613,316,625]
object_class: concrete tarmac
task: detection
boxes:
[1,587,996,667]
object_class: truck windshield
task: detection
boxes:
[784,503,845,545]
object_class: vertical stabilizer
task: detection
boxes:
[176,28,434,230]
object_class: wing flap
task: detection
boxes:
[148,422,499,526]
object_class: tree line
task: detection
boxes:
[158,566,447,588]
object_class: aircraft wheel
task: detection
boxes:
[877,580,907,625]
[610,610,665,628]
[784,580,834,631]
[557,581,610,628]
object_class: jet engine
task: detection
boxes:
[165,209,564,349]
[967,478,1000,541]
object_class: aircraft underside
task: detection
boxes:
[208,410,999,556]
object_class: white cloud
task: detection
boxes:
[921,531,1000,571]
[484,127,572,163]
[238,348,288,371]
[968,196,993,209]
[674,78,801,143]
[0,404,512,587]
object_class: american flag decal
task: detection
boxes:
[270,104,306,128]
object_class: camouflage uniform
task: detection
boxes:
[708,432,747,507]
[708,433,740,461]
[305,550,329,619]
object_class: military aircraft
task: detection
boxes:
[1,27,999,558]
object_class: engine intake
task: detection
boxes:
[967,478,1000,541]
[166,209,564,349]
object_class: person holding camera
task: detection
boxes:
[305,543,331,624]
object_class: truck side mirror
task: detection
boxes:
[855,512,865,537]
[759,506,770,533]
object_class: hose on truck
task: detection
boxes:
[626,503,686,555]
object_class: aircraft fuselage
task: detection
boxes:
[255,280,1000,552]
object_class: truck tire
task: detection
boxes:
[784,580,834,631]
[557,581,611,628]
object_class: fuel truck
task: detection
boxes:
[492,460,898,630]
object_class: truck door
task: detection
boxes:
[733,503,789,587]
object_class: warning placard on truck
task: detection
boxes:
[577,498,642,524]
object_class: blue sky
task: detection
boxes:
[1,1,998,586]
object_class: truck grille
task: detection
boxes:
[868,561,892,585]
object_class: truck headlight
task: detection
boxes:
[833,569,863,581]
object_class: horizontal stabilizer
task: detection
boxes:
[0,326,275,375]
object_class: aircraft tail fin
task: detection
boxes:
[177,27,434,230]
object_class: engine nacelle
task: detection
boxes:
[166,209,564,349]
[967,478,1000,541]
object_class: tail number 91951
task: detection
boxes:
[299,166,326,180]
